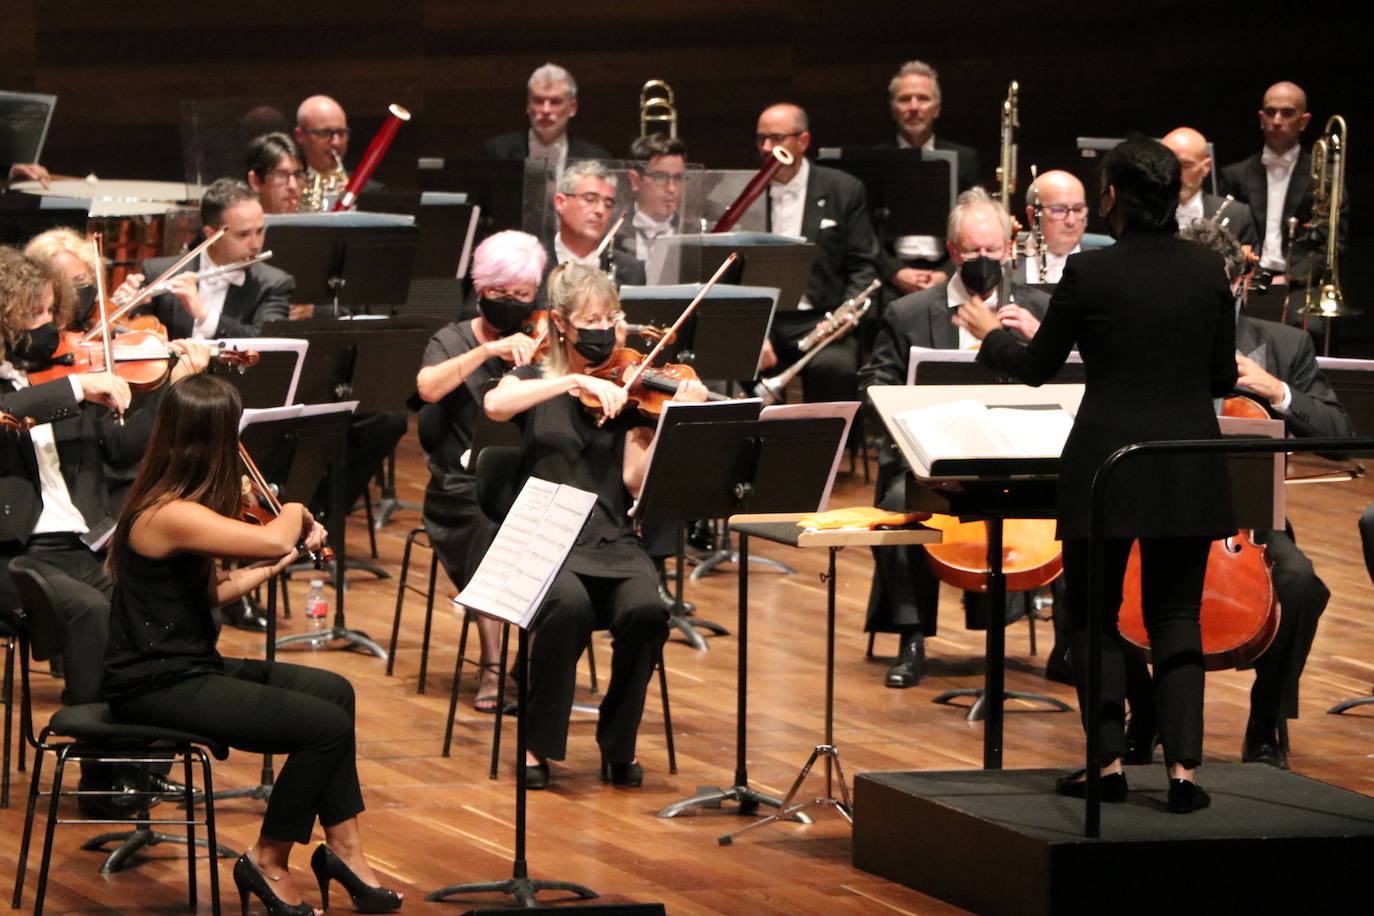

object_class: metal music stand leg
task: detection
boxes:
[690,523,796,581]
[427,628,598,908]
[668,526,728,651]
[374,449,422,530]
[1327,685,1374,714]
[719,546,849,844]
[659,533,807,822]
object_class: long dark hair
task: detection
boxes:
[106,375,244,580]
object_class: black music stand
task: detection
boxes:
[417,157,531,242]
[647,233,816,314]
[0,194,89,247]
[618,283,777,380]
[816,147,956,253]
[355,190,480,315]
[206,338,306,409]
[651,411,850,823]
[262,215,418,315]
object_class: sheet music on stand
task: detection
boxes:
[457,477,595,630]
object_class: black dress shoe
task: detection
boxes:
[1242,733,1290,770]
[222,598,268,632]
[601,760,644,787]
[148,773,205,804]
[884,634,925,689]
[1167,778,1211,813]
[1123,720,1159,766]
[77,778,157,819]
[1053,769,1128,802]
[1043,647,1074,686]
[523,760,550,790]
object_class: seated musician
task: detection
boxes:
[295,94,351,202]
[0,246,209,815]
[545,160,646,286]
[138,178,294,340]
[416,230,547,712]
[1162,127,1260,249]
[753,102,881,403]
[102,374,400,916]
[1014,170,1090,285]
[481,63,610,167]
[1158,220,1346,770]
[24,227,142,332]
[857,188,1050,688]
[618,134,688,260]
[246,131,306,215]
[483,262,708,789]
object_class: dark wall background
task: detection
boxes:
[4,0,1371,344]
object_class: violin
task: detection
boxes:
[581,347,729,420]
[1,409,35,434]
[29,329,259,390]
[238,442,333,569]
[1117,393,1281,669]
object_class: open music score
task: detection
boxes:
[455,477,595,629]
[891,399,1075,478]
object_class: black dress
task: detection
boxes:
[104,537,364,843]
[509,385,667,764]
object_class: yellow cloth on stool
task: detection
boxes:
[796,506,932,531]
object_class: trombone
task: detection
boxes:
[639,80,678,138]
[1301,114,1353,321]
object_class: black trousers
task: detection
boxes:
[768,312,859,405]
[1247,529,1329,728]
[111,658,363,844]
[864,474,940,635]
[1062,536,1210,770]
[15,533,112,705]
[527,570,668,764]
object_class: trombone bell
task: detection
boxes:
[639,80,678,138]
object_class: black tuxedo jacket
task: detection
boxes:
[1234,315,1350,439]
[139,256,294,340]
[481,131,611,162]
[539,236,647,288]
[770,163,880,311]
[0,377,158,544]
[978,231,1238,539]
[1200,193,1261,248]
[871,136,978,280]
[1219,149,1347,280]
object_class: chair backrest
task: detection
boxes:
[474,445,526,523]
[6,557,68,663]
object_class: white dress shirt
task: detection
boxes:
[554,232,599,268]
[0,364,88,535]
[1260,144,1301,271]
[1176,190,1205,232]
[1025,244,1080,285]
[768,159,814,309]
[946,273,1003,351]
[894,134,943,262]
[192,252,246,340]
[630,206,675,260]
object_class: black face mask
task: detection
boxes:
[572,327,616,366]
[11,321,62,370]
[479,295,534,336]
[73,284,98,326]
[959,256,1003,297]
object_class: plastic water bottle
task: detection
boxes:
[305,579,329,648]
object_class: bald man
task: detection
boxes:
[1161,127,1259,248]
[754,102,880,405]
[1020,170,1089,284]
[295,95,350,177]
[1219,81,1345,282]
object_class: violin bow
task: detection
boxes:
[620,251,738,392]
[87,235,127,424]
[83,227,226,341]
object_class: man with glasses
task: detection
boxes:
[857,188,1049,688]
[1219,81,1345,284]
[1161,128,1259,248]
[482,63,610,169]
[620,134,688,260]
[546,159,645,285]
[754,102,880,405]
[1018,170,1091,285]
[294,95,352,181]
[245,132,306,215]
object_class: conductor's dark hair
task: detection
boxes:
[246,132,303,181]
[1101,136,1182,232]
[200,178,259,229]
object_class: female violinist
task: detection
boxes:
[24,227,145,334]
[483,262,708,789]
[103,374,401,916]
[415,230,546,712]
[956,138,1236,813]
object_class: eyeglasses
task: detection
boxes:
[642,171,686,186]
[265,168,306,185]
[571,310,625,331]
[300,127,351,140]
[566,191,616,209]
[755,132,803,146]
[955,246,1007,260]
[1044,204,1087,220]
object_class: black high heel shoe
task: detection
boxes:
[310,844,402,913]
[232,852,316,916]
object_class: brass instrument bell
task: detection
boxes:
[639,80,678,139]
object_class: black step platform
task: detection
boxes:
[853,765,1374,916]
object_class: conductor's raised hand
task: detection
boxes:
[952,294,1003,340]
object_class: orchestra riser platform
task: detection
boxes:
[853,765,1374,916]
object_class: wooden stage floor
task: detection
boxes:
[4,433,1373,915]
